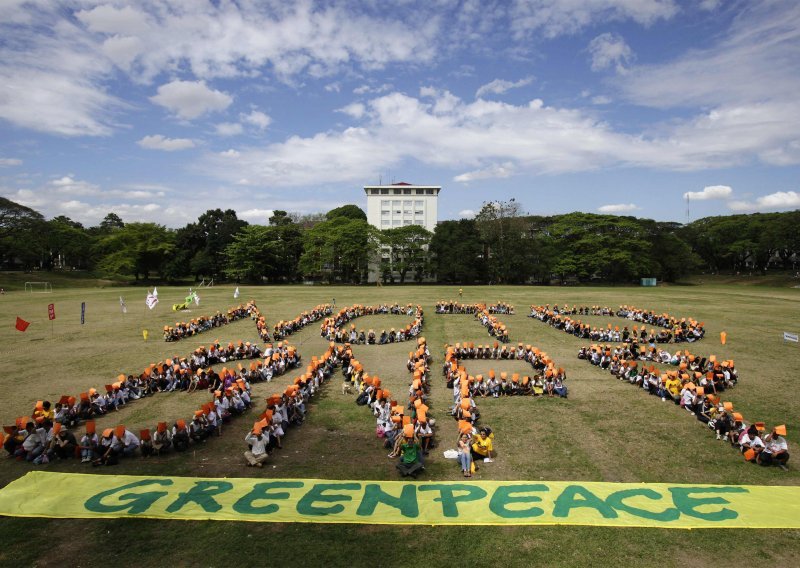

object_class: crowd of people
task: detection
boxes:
[163,303,256,342]
[436,303,511,342]
[271,304,333,341]
[2,340,308,466]
[529,304,705,343]
[319,304,424,344]
[578,344,788,469]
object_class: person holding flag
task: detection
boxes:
[146,289,158,310]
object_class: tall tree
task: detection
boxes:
[299,217,376,283]
[94,223,176,281]
[430,219,485,283]
[378,225,432,283]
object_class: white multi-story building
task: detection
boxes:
[364,183,440,233]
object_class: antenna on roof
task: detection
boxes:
[379,173,382,186]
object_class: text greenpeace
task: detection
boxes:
[2,472,800,528]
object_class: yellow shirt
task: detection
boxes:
[472,435,493,456]
[665,378,681,396]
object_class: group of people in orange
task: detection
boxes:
[1,338,309,466]
[579,343,789,469]
[529,304,705,343]
[270,303,333,341]
[162,303,255,342]
[319,304,424,344]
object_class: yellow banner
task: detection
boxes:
[1,471,799,528]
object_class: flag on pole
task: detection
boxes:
[81,302,85,324]
[194,292,200,306]
[152,286,158,298]
[120,296,127,314]
[146,290,158,310]
[15,317,30,332]
[142,329,149,341]
[234,286,240,299]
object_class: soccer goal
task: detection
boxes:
[25,281,52,293]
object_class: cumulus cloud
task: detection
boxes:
[598,203,640,214]
[454,162,515,182]
[588,33,634,73]
[137,134,196,151]
[683,185,732,200]
[510,0,678,39]
[150,80,232,120]
[214,123,243,137]
[238,208,275,222]
[729,191,800,212]
[241,110,271,130]
[476,77,533,99]
[0,158,22,167]
[338,103,366,119]
[458,209,476,218]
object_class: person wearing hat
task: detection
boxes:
[244,426,269,467]
[396,430,423,478]
[172,421,190,451]
[79,423,100,463]
[49,423,76,461]
[93,429,119,466]
[113,426,140,458]
[151,422,172,455]
[758,426,789,469]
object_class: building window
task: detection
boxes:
[392,220,401,226]
[415,210,423,216]
[372,189,379,195]
[381,210,390,216]
[415,200,423,206]
[404,220,412,225]
[381,200,390,207]
[394,209,402,215]
[392,200,401,206]
[393,189,401,194]
[403,189,411,194]
[416,189,424,195]
[426,189,434,194]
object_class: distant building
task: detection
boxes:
[363,182,441,282]
[363,182,440,232]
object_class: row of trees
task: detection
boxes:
[1,196,797,284]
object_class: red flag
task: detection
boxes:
[15,317,30,332]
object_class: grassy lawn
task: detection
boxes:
[0,282,798,567]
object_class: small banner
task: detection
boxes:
[784,331,798,343]
[1,472,799,528]
[80,302,86,324]
[14,317,30,332]
[48,303,55,321]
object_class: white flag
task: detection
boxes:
[152,286,158,298]
[194,292,200,306]
[234,287,240,299]
[146,290,158,310]
[119,296,127,314]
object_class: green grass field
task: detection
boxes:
[0,282,798,567]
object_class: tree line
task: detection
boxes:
[0,196,797,284]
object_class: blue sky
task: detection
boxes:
[1,0,799,228]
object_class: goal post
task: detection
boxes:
[24,281,52,293]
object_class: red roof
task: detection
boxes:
[391,182,413,186]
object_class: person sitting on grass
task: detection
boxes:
[113,425,140,459]
[151,422,172,456]
[757,426,789,470]
[415,418,434,456]
[739,425,764,460]
[396,428,424,478]
[471,427,494,464]
[458,433,473,477]
[93,429,118,466]
[79,422,99,463]
[49,423,76,461]
[244,425,269,467]
[172,420,190,452]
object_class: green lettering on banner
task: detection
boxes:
[233,481,305,515]
[165,481,234,514]
[296,483,361,516]
[552,485,618,519]
[419,484,488,518]
[669,487,748,522]
[84,479,173,515]
[356,483,419,518]
[606,488,680,522]
[489,484,549,519]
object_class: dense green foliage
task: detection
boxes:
[0,197,797,283]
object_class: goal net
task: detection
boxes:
[25,281,52,293]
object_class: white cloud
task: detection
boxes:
[214,123,244,137]
[338,103,366,119]
[137,134,196,151]
[241,110,271,130]
[476,77,533,99]
[0,158,22,167]
[238,208,275,222]
[588,33,634,73]
[598,203,640,214]
[220,149,240,158]
[683,185,732,200]
[458,209,476,218]
[591,95,612,105]
[324,83,341,93]
[619,3,800,109]
[510,0,678,39]
[729,191,800,212]
[454,162,516,182]
[150,80,232,120]
[353,83,393,95]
